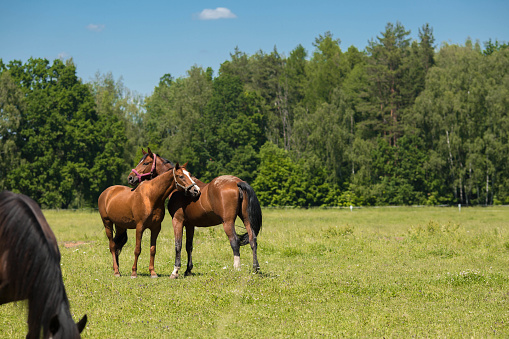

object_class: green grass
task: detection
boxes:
[2,206,509,337]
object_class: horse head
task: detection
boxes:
[47,305,87,339]
[128,148,162,186]
[128,148,200,197]
[172,162,201,198]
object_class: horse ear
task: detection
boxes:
[175,162,180,169]
[49,314,60,335]
[142,148,147,155]
[77,314,87,333]
[148,147,153,155]
[182,161,189,168]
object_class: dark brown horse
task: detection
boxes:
[127,148,262,278]
[98,161,200,278]
[0,190,87,339]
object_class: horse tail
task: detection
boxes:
[237,181,262,246]
[113,230,128,255]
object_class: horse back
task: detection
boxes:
[170,175,242,226]
[98,186,137,225]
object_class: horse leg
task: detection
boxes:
[240,220,259,272]
[104,221,121,277]
[184,225,195,276]
[131,226,144,278]
[223,221,241,270]
[113,226,127,269]
[170,218,184,279]
[239,206,260,272]
[148,224,161,278]
[249,234,259,272]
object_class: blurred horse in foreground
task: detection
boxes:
[0,190,87,338]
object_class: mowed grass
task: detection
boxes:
[2,206,509,337]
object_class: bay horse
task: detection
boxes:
[0,190,87,339]
[98,161,200,278]
[127,148,262,279]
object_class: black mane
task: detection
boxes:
[0,191,73,337]
[159,155,174,166]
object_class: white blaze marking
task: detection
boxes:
[183,169,199,191]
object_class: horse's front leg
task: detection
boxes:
[184,225,195,276]
[131,225,144,278]
[170,218,184,279]
[148,223,161,278]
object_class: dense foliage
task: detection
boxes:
[1,22,508,207]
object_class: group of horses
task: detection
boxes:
[99,148,263,279]
[0,148,262,338]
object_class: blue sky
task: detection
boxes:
[1,0,508,97]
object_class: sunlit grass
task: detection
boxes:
[1,206,509,337]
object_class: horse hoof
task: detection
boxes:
[169,273,178,279]
[151,274,158,278]
[184,271,193,277]
[131,273,137,278]
[114,273,121,277]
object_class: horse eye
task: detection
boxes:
[143,162,150,165]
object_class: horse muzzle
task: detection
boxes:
[127,174,139,186]
[185,185,201,198]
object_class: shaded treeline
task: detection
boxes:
[1,22,508,207]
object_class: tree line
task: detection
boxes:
[1,22,508,208]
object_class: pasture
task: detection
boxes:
[1,206,509,337]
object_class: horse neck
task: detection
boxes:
[194,177,206,188]
[140,169,176,202]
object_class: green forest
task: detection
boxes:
[1,22,508,208]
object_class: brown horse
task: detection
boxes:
[0,190,87,339]
[127,148,262,278]
[98,161,200,278]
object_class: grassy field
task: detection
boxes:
[2,206,509,337]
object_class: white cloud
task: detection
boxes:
[198,7,236,20]
[86,24,105,32]
[58,52,69,60]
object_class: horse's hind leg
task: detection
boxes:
[148,224,161,278]
[223,220,241,270]
[104,221,121,277]
[241,221,259,271]
[170,218,184,279]
[239,205,260,271]
[184,225,195,276]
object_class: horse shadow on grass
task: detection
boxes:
[134,270,276,279]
